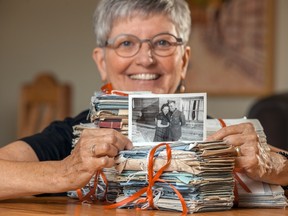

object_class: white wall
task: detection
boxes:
[0,0,287,146]
[0,0,102,146]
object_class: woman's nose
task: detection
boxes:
[135,43,155,66]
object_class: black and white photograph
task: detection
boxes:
[128,93,206,146]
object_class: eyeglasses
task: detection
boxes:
[105,33,183,58]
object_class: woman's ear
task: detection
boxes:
[92,47,107,81]
[180,46,191,80]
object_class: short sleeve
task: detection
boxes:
[20,110,90,161]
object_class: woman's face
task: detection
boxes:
[93,14,190,94]
[162,106,169,115]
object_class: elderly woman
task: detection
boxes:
[0,0,287,200]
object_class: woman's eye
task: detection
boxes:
[155,40,171,47]
[120,40,133,47]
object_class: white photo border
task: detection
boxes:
[128,93,207,146]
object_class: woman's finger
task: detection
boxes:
[223,133,259,147]
[206,123,255,141]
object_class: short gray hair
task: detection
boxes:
[93,0,191,47]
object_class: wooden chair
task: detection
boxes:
[17,73,72,138]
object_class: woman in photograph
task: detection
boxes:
[153,103,170,142]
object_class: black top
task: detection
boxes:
[20,110,90,161]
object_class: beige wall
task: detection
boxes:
[0,0,287,146]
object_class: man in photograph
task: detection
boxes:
[168,100,186,141]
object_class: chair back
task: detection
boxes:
[17,73,71,138]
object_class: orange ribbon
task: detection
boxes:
[217,118,251,207]
[101,83,113,94]
[104,143,188,214]
[217,118,227,128]
[101,83,129,96]
[76,169,108,203]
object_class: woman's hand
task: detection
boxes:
[205,123,286,184]
[59,128,132,190]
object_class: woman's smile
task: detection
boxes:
[129,73,160,80]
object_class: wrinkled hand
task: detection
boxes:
[205,122,284,183]
[60,128,132,190]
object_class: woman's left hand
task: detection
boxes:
[205,122,285,183]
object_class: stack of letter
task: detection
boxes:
[113,141,236,213]
[235,172,287,208]
[67,92,287,213]
[90,92,129,135]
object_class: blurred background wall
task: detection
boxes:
[0,0,287,147]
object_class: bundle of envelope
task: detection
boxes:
[68,91,130,200]
[113,141,236,213]
[89,91,129,135]
[67,166,122,203]
[235,172,287,208]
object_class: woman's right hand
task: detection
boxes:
[59,128,132,190]
[0,129,132,199]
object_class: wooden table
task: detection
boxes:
[0,196,287,216]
